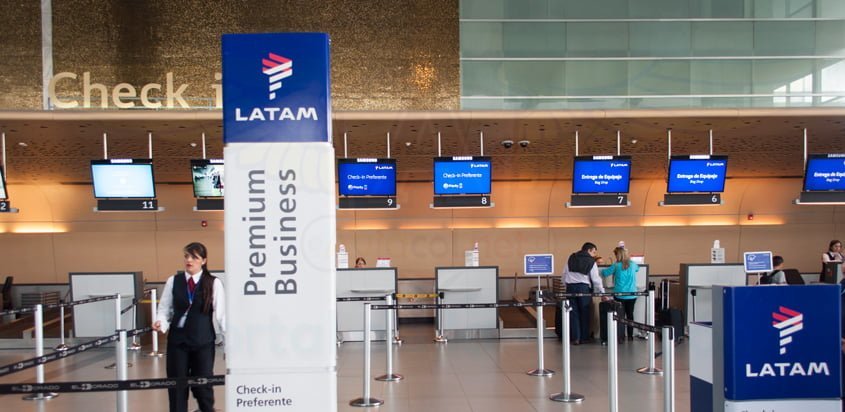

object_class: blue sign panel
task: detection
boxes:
[222,33,331,143]
[804,154,845,192]
[434,157,492,195]
[743,251,773,273]
[667,156,728,193]
[572,156,631,194]
[337,159,396,197]
[723,285,841,400]
[524,254,554,275]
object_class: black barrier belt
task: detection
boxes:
[336,296,389,302]
[0,375,225,395]
[613,316,662,335]
[372,301,559,311]
[120,301,137,315]
[0,326,150,378]
[552,291,648,298]
[43,294,119,310]
[0,306,38,316]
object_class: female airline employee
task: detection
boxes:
[153,242,225,412]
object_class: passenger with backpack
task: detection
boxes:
[759,256,786,285]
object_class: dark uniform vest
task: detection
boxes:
[168,275,216,346]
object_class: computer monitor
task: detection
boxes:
[0,166,7,200]
[572,155,632,194]
[667,155,728,193]
[191,159,224,198]
[91,159,156,199]
[803,154,845,192]
[337,158,396,197]
[433,156,491,195]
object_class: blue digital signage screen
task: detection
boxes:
[572,156,632,194]
[667,155,728,193]
[337,158,396,197]
[803,154,845,192]
[0,167,7,199]
[191,159,225,198]
[433,156,492,195]
[91,159,156,199]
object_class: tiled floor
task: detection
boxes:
[0,324,689,411]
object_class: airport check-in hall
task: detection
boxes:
[1,1,845,412]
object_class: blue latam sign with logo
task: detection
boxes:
[723,285,841,400]
[222,33,331,143]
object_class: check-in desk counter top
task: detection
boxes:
[680,263,746,325]
[436,266,499,339]
[336,267,397,342]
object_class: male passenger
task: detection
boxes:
[564,242,607,345]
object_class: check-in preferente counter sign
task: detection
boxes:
[222,32,336,412]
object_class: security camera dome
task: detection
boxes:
[501,140,514,148]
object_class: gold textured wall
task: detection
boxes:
[0,0,459,110]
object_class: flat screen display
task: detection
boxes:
[91,159,156,199]
[572,155,632,194]
[191,159,225,198]
[0,167,7,199]
[337,158,396,196]
[433,156,492,195]
[667,155,728,193]
[803,154,845,192]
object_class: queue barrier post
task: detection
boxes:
[375,295,403,382]
[549,300,584,403]
[129,297,141,351]
[105,294,132,369]
[116,330,128,412]
[608,309,619,412]
[663,326,676,412]
[433,291,447,343]
[637,288,662,376]
[22,304,58,401]
[527,290,554,377]
[349,303,384,407]
[55,304,69,351]
[147,288,163,357]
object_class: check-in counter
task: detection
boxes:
[680,263,746,325]
[436,266,499,339]
[336,267,397,342]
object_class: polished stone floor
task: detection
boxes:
[0,324,689,411]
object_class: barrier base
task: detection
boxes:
[129,342,142,351]
[433,335,448,343]
[636,366,663,376]
[349,397,384,407]
[54,344,69,351]
[393,336,403,345]
[375,373,404,382]
[549,392,585,403]
[104,362,133,369]
[526,368,555,377]
[145,351,164,358]
[23,392,58,401]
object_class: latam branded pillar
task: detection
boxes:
[222,33,336,411]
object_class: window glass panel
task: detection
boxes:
[815,21,845,56]
[754,21,815,56]
[818,0,845,18]
[460,23,503,58]
[819,59,845,104]
[560,0,628,19]
[461,61,504,96]
[628,61,691,96]
[752,60,814,105]
[502,22,567,57]
[629,22,691,57]
[566,23,628,57]
[500,61,567,96]
[752,0,814,18]
[691,22,753,56]
[690,0,747,18]
[460,0,555,19]
[629,0,690,18]
[690,60,752,94]
[565,61,628,96]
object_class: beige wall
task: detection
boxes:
[1,178,843,283]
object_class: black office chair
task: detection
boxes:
[783,269,805,285]
[1,276,13,310]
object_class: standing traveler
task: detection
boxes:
[564,242,607,345]
[601,247,639,340]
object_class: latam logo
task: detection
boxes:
[262,53,292,100]
[773,306,803,355]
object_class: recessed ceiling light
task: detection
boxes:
[190,142,197,147]
[18,142,28,147]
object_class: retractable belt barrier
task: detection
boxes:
[394,293,441,299]
[336,296,390,302]
[43,294,120,310]
[0,326,152,378]
[0,375,225,395]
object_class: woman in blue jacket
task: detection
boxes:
[601,247,639,340]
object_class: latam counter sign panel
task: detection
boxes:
[723,285,841,401]
[222,33,331,143]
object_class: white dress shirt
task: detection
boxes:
[156,270,226,335]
